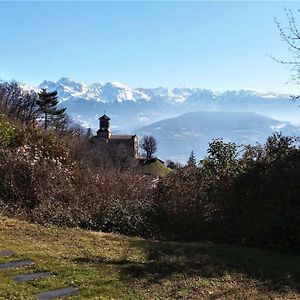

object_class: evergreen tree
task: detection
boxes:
[37,88,66,130]
[187,150,197,167]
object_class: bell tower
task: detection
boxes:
[97,114,111,139]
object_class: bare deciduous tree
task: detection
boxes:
[274,9,300,99]
[140,135,157,159]
[0,81,40,126]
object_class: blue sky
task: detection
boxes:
[0,1,300,93]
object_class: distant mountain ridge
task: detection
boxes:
[137,111,300,162]
[37,77,300,132]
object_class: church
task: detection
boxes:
[93,114,139,161]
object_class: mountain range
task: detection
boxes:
[7,77,300,162]
[39,77,300,131]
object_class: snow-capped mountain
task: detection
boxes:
[39,77,292,106]
[38,77,300,133]
[40,78,150,103]
[137,111,300,162]
[40,77,89,101]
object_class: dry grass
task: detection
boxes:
[0,216,299,299]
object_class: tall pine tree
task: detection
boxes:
[37,88,66,130]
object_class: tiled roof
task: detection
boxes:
[110,135,135,140]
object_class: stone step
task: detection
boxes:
[0,250,16,257]
[11,271,53,282]
[34,287,79,300]
[0,259,35,269]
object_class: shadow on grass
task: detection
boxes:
[74,239,300,292]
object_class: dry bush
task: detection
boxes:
[29,167,155,236]
[0,143,154,237]
[0,112,155,237]
[0,144,75,211]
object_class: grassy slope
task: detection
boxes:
[0,217,300,300]
[139,159,172,177]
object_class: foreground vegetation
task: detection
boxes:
[0,80,299,256]
[0,216,300,299]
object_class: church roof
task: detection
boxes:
[99,114,110,120]
[110,135,136,140]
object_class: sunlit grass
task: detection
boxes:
[0,216,299,299]
[139,159,172,177]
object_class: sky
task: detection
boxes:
[0,1,300,93]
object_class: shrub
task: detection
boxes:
[150,135,300,253]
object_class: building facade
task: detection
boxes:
[93,114,139,161]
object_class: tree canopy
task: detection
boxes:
[140,135,157,159]
[37,88,66,130]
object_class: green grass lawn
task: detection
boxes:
[139,159,172,177]
[0,216,299,299]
